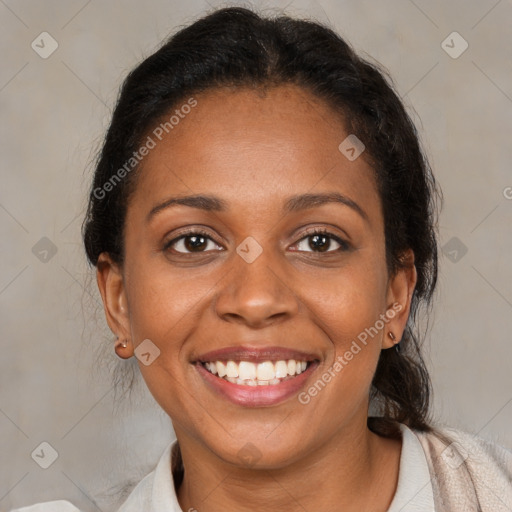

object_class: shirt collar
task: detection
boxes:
[149,440,183,511]
[387,423,435,512]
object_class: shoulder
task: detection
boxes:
[415,425,512,470]
[9,501,81,512]
[411,424,512,511]
[10,442,176,512]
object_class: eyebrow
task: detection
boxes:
[146,192,368,223]
[283,192,368,222]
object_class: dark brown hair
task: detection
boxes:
[82,7,441,435]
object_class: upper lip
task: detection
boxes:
[195,345,319,363]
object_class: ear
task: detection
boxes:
[96,252,133,359]
[382,248,417,349]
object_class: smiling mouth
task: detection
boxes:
[201,359,310,386]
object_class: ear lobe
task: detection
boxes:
[383,249,417,349]
[96,252,131,344]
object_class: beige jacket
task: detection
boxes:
[415,426,512,511]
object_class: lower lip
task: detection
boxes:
[195,361,318,407]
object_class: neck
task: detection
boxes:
[175,420,401,512]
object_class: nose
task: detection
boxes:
[214,249,299,329]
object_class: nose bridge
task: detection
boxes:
[214,239,298,327]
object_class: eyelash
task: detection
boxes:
[298,227,350,252]
[163,227,350,254]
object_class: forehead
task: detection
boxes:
[129,84,380,220]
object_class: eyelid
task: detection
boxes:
[305,223,350,239]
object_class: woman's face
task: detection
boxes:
[98,84,415,468]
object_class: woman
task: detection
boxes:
[14,6,512,512]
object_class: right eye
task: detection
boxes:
[163,230,224,254]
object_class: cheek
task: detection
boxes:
[299,253,388,395]
[301,253,388,344]
[300,294,384,424]
[121,259,201,389]
[124,255,213,343]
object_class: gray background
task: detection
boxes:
[1,0,511,510]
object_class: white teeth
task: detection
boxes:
[206,362,217,375]
[275,360,288,378]
[256,361,275,381]
[226,360,239,378]
[205,359,310,385]
[239,361,257,380]
[217,361,227,378]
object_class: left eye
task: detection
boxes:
[293,231,348,253]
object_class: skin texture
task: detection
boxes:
[97,84,417,511]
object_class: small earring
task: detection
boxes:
[116,336,127,348]
[388,332,401,353]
